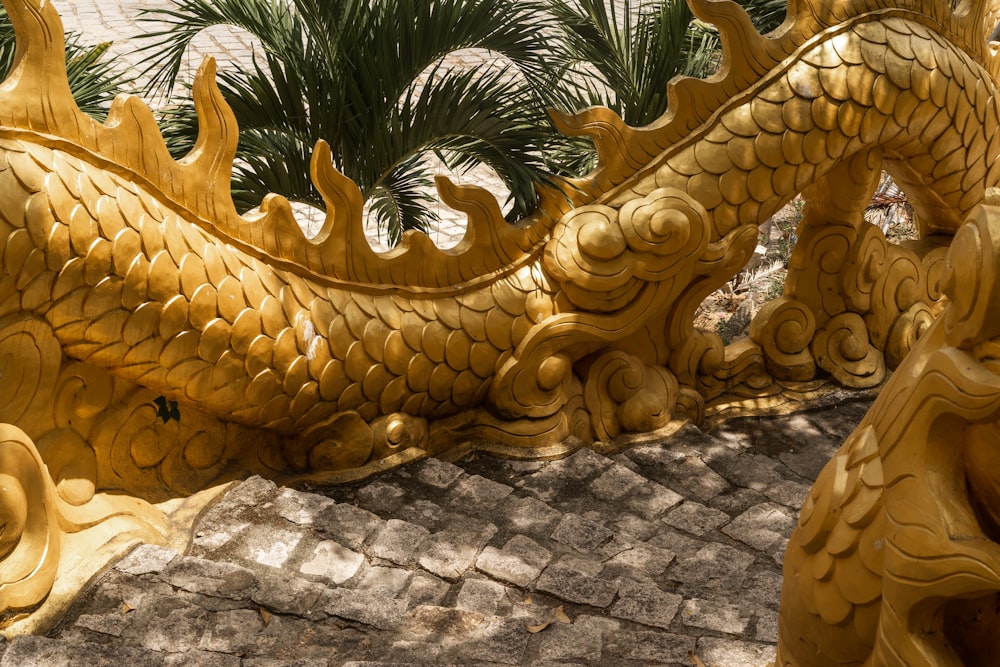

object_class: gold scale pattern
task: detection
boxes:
[2,0,1000,655]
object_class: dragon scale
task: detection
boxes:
[6,0,1000,657]
[3,4,998,434]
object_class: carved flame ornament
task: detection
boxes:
[2,0,1000,653]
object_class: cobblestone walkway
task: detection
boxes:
[0,398,872,666]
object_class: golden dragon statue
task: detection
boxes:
[4,0,1000,660]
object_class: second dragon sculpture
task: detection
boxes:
[3,0,1000,650]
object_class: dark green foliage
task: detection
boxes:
[546,0,720,127]
[137,0,567,244]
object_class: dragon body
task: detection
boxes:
[4,0,1000,657]
[777,206,1000,665]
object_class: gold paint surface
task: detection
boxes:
[2,0,1000,651]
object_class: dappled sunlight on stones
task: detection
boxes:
[536,614,620,661]
[756,606,780,643]
[605,630,697,662]
[245,526,303,568]
[15,390,873,665]
[411,457,465,489]
[1,636,162,666]
[454,578,507,616]
[114,544,178,575]
[367,519,430,567]
[355,479,407,514]
[476,534,553,587]
[550,447,614,478]
[610,579,684,629]
[161,557,256,600]
[697,636,777,666]
[355,566,412,598]
[680,598,752,634]
[418,521,498,580]
[550,513,614,551]
[392,498,446,530]
[74,613,128,638]
[447,474,514,508]
[668,542,755,593]
[250,573,325,616]
[407,605,485,636]
[298,540,364,584]
[311,503,381,550]
[611,512,660,541]
[138,601,209,652]
[500,495,562,536]
[722,502,796,552]
[403,572,450,608]
[320,588,408,631]
[624,480,685,520]
[602,541,676,580]
[535,556,618,607]
[590,463,647,500]
[663,500,730,536]
[198,609,264,653]
[273,487,336,526]
[461,617,532,665]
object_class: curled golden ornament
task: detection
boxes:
[885,302,935,367]
[0,317,61,427]
[52,362,115,430]
[35,430,96,507]
[163,425,233,495]
[841,224,888,313]
[668,329,726,387]
[304,412,374,472]
[673,387,706,424]
[617,188,711,279]
[545,205,641,311]
[812,312,885,387]
[95,399,176,475]
[618,365,678,434]
[751,296,818,381]
[787,223,856,319]
[0,424,62,620]
[583,352,678,441]
[921,246,950,303]
[943,205,1000,348]
[372,413,428,460]
[864,247,923,349]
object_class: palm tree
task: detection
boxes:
[546,0,788,122]
[543,0,786,174]
[136,0,569,245]
[546,0,719,127]
[0,8,133,120]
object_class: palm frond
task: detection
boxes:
[135,0,298,96]
[362,65,558,224]
[738,0,787,34]
[545,0,716,126]
[367,154,439,246]
[138,0,568,243]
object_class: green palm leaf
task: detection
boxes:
[136,0,566,244]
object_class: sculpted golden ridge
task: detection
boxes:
[4,0,1000,653]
